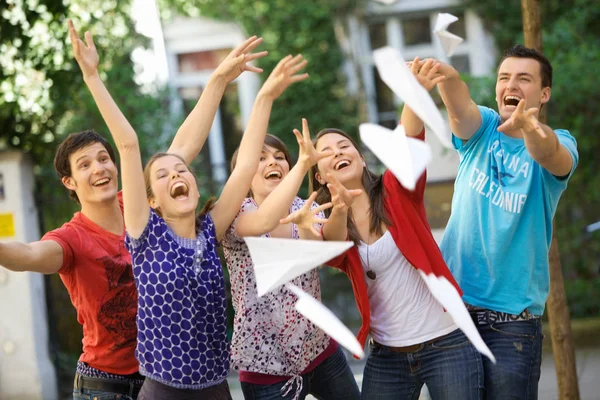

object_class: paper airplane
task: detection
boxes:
[434,13,464,57]
[418,271,496,363]
[244,237,353,296]
[359,123,431,191]
[373,47,453,148]
[287,283,365,358]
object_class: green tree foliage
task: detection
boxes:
[158,0,359,196]
[2,1,177,389]
[2,1,179,229]
[467,0,600,315]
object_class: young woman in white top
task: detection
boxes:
[308,60,484,400]
[222,120,360,400]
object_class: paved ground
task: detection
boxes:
[228,347,600,399]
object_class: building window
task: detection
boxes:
[364,9,477,127]
[402,16,432,46]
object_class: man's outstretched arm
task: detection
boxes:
[0,240,63,274]
[436,61,482,141]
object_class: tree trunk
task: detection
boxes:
[520,1,580,398]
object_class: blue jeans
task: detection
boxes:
[73,388,135,400]
[73,372,141,400]
[477,318,543,400]
[241,345,360,400]
[361,328,484,400]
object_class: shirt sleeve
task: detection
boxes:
[541,129,579,196]
[222,198,257,245]
[124,208,155,253]
[41,228,75,275]
[452,106,498,153]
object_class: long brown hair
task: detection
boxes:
[308,128,390,245]
[143,152,216,221]
[230,134,292,199]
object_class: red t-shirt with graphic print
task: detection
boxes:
[42,192,138,375]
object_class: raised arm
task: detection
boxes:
[0,241,63,274]
[435,60,482,141]
[401,57,447,136]
[498,100,572,176]
[236,118,332,237]
[69,20,148,237]
[210,55,309,240]
[322,173,362,241]
[168,37,267,164]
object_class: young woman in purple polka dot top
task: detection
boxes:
[222,120,360,400]
[77,25,310,398]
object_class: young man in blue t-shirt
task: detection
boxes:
[426,45,578,399]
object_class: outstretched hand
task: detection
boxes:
[68,19,99,79]
[214,36,268,83]
[326,173,362,212]
[408,57,446,92]
[258,54,309,101]
[279,192,332,237]
[497,100,546,138]
[293,118,334,169]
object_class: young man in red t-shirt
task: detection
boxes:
[0,23,267,398]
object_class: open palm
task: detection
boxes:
[68,20,99,79]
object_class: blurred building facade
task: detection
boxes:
[160,0,497,239]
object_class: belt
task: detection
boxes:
[466,305,540,326]
[74,372,142,397]
[370,331,451,353]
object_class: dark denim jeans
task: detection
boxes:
[361,328,484,400]
[73,387,135,400]
[241,346,360,400]
[477,318,543,400]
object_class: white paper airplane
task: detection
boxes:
[418,271,496,363]
[287,283,365,358]
[373,47,453,148]
[433,13,464,57]
[359,123,432,191]
[244,237,353,297]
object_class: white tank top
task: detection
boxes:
[358,231,457,346]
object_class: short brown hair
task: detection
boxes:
[53,130,117,203]
[308,128,390,245]
[500,44,553,88]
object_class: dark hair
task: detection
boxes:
[500,44,553,88]
[230,134,292,198]
[308,128,390,245]
[143,152,215,220]
[53,130,117,203]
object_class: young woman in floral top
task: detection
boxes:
[222,120,360,400]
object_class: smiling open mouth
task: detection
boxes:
[170,182,189,199]
[334,160,351,170]
[264,171,282,180]
[504,95,522,107]
[92,178,110,187]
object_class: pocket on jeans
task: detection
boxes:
[430,329,470,350]
[489,320,539,339]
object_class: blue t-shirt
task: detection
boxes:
[125,209,229,389]
[440,106,578,316]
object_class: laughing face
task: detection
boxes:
[496,57,551,122]
[250,145,291,200]
[63,142,119,205]
[314,132,365,189]
[147,154,199,218]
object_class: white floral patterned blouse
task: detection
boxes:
[222,197,330,379]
